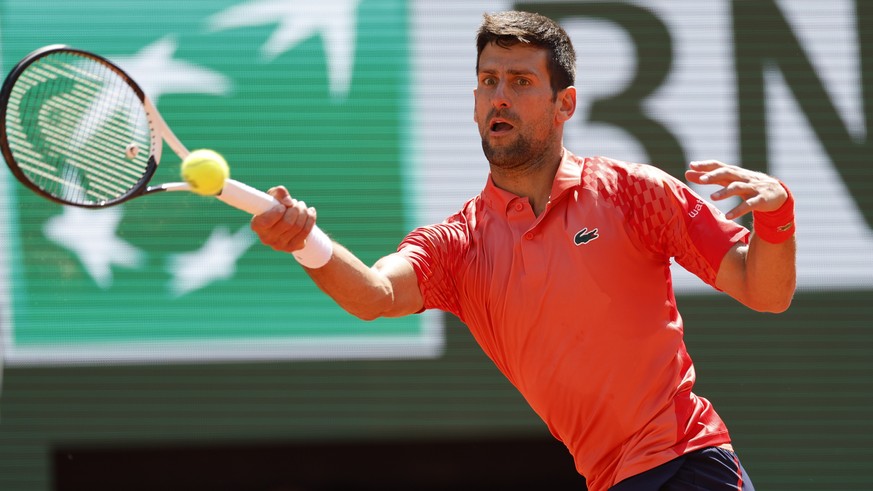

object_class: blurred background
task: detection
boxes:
[1,1,871,489]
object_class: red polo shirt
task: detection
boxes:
[397,151,750,491]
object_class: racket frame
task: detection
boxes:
[0,44,331,259]
[0,44,171,207]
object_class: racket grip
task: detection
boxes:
[217,179,280,215]
[218,179,333,268]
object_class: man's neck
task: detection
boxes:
[490,147,564,217]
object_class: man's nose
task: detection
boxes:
[492,82,511,108]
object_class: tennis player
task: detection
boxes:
[252,10,796,491]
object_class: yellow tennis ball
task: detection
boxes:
[181,149,229,196]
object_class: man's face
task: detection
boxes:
[474,42,566,171]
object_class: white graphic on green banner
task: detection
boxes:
[0,0,441,365]
[208,0,360,99]
[43,207,146,289]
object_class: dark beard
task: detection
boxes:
[481,133,537,171]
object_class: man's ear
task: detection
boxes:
[473,88,479,123]
[556,86,577,123]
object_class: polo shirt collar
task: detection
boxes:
[550,149,583,200]
[481,148,583,212]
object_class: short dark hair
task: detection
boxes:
[476,11,577,95]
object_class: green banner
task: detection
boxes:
[0,0,440,364]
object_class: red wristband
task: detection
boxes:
[752,182,795,244]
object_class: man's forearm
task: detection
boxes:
[303,242,395,321]
[743,233,797,312]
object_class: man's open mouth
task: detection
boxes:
[490,121,514,132]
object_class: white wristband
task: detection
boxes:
[292,225,333,269]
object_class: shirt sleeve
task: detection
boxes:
[395,215,468,318]
[622,164,750,288]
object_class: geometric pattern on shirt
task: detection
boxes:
[581,156,719,286]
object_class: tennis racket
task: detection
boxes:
[0,44,330,246]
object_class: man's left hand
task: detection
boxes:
[685,160,788,220]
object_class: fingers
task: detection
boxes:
[279,199,316,242]
[710,181,757,202]
[685,160,739,186]
[250,187,319,253]
[724,193,769,220]
[685,160,787,220]
[724,200,752,221]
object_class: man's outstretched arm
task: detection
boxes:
[686,160,797,313]
[250,185,424,320]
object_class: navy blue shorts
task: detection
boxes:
[608,447,755,491]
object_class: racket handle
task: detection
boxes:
[218,179,333,268]
[218,179,280,215]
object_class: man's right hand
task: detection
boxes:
[250,185,318,254]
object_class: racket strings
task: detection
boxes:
[4,51,152,205]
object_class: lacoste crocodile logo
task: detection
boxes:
[573,227,599,246]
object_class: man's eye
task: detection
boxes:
[516,78,531,86]
[482,77,496,86]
